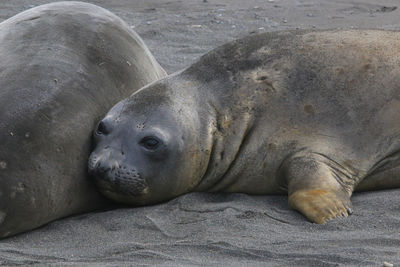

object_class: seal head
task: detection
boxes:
[89,80,212,205]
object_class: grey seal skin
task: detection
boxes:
[89,30,400,224]
[0,2,166,238]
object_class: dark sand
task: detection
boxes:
[0,0,399,266]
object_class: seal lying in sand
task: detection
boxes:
[89,30,400,224]
[0,2,166,238]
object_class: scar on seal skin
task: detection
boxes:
[90,29,400,224]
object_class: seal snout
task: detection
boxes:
[88,153,148,197]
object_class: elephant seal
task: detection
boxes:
[0,2,166,238]
[89,30,400,224]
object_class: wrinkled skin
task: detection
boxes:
[90,30,400,224]
[0,2,166,238]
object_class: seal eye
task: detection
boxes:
[140,137,160,150]
[95,121,108,136]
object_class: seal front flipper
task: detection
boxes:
[280,151,357,224]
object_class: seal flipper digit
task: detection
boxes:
[281,152,356,224]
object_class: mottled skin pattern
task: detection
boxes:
[90,30,400,224]
[0,2,166,238]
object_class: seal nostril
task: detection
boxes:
[98,164,111,173]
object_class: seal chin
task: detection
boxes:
[98,186,151,206]
[96,178,149,198]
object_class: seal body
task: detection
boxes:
[0,2,166,237]
[89,30,400,224]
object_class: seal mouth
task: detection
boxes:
[96,177,149,197]
[90,161,149,197]
[89,152,150,198]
